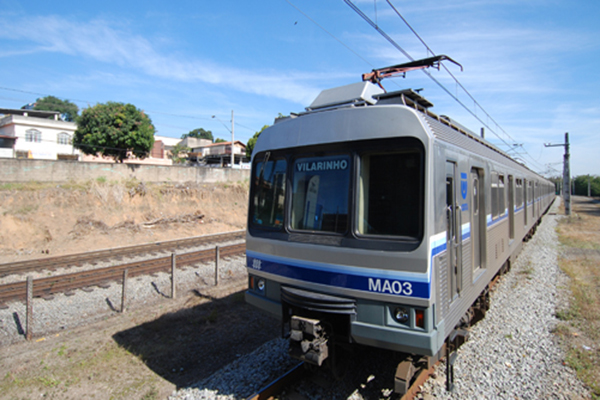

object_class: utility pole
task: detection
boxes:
[212,111,235,168]
[545,133,571,215]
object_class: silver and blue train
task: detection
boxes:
[244,69,555,387]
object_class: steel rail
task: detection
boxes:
[0,242,246,305]
[246,362,306,400]
[0,230,245,278]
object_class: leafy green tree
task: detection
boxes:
[246,125,269,158]
[73,102,155,163]
[573,175,600,196]
[33,96,79,122]
[181,128,213,142]
[214,138,227,143]
[170,143,190,164]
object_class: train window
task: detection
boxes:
[251,156,287,229]
[491,172,499,219]
[472,177,479,214]
[516,179,523,208]
[357,149,423,239]
[290,154,350,233]
[498,175,505,216]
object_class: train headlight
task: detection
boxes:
[393,307,410,324]
[257,278,266,292]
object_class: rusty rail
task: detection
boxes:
[0,242,245,305]
[0,230,245,278]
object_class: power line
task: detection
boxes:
[0,85,257,136]
[285,0,375,69]
[344,0,547,173]
[384,0,519,146]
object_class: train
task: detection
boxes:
[244,57,555,394]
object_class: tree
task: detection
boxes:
[33,96,79,122]
[182,128,213,142]
[214,138,227,143]
[73,102,155,163]
[246,125,269,158]
[573,175,600,197]
[170,143,190,164]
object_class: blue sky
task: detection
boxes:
[1,0,598,177]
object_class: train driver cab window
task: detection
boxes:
[290,154,350,233]
[251,155,287,229]
[357,148,423,239]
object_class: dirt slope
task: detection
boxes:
[0,181,249,263]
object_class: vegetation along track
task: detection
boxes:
[0,231,246,305]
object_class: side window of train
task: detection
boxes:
[498,175,505,216]
[491,172,499,219]
[251,155,287,229]
[515,178,523,209]
[290,154,350,233]
[491,172,506,219]
[357,148,423,239]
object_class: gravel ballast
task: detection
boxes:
[418,198,590,399]
[170,198,590,400]
[0,240,246,346]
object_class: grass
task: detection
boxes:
[555,197,600,397]
[0,340,162,399]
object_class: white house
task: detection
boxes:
[0,109,78,160]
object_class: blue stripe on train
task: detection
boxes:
[247,251,431,299]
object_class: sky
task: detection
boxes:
[0,0,598,177]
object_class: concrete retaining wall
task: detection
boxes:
[0,159,250,184]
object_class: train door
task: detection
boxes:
[508,175,515,240]
[446,161,462,300]
[471,168,485,276]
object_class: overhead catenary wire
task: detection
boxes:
[285,0,376,69]
[384,0,521,147]
[344,0,547,173]
[0,85,256,136]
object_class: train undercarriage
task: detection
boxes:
[282,274,499,397]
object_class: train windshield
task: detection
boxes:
[290,155,350,233]
[357,148,423,239]
[251,156,287,229]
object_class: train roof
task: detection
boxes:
[280,81,544,180]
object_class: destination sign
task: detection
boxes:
[296,159,348,172]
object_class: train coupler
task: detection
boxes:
[288,316,329,366]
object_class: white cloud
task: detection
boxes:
[0,15,322,105]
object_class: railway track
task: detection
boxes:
[245,356,437,400]
[0,230,245,278]
[0,236,246,306]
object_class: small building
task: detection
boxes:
[0,109,79,160]
[188,140,247,167]
[79,134,180,166]
[154,135,185,159]
[0,134,17,158]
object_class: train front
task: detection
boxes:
[245,82,442,367]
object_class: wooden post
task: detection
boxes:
[26,276,33,340]
[215,246,220,286]
[121,269,128,313]
[171,253,177,299]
